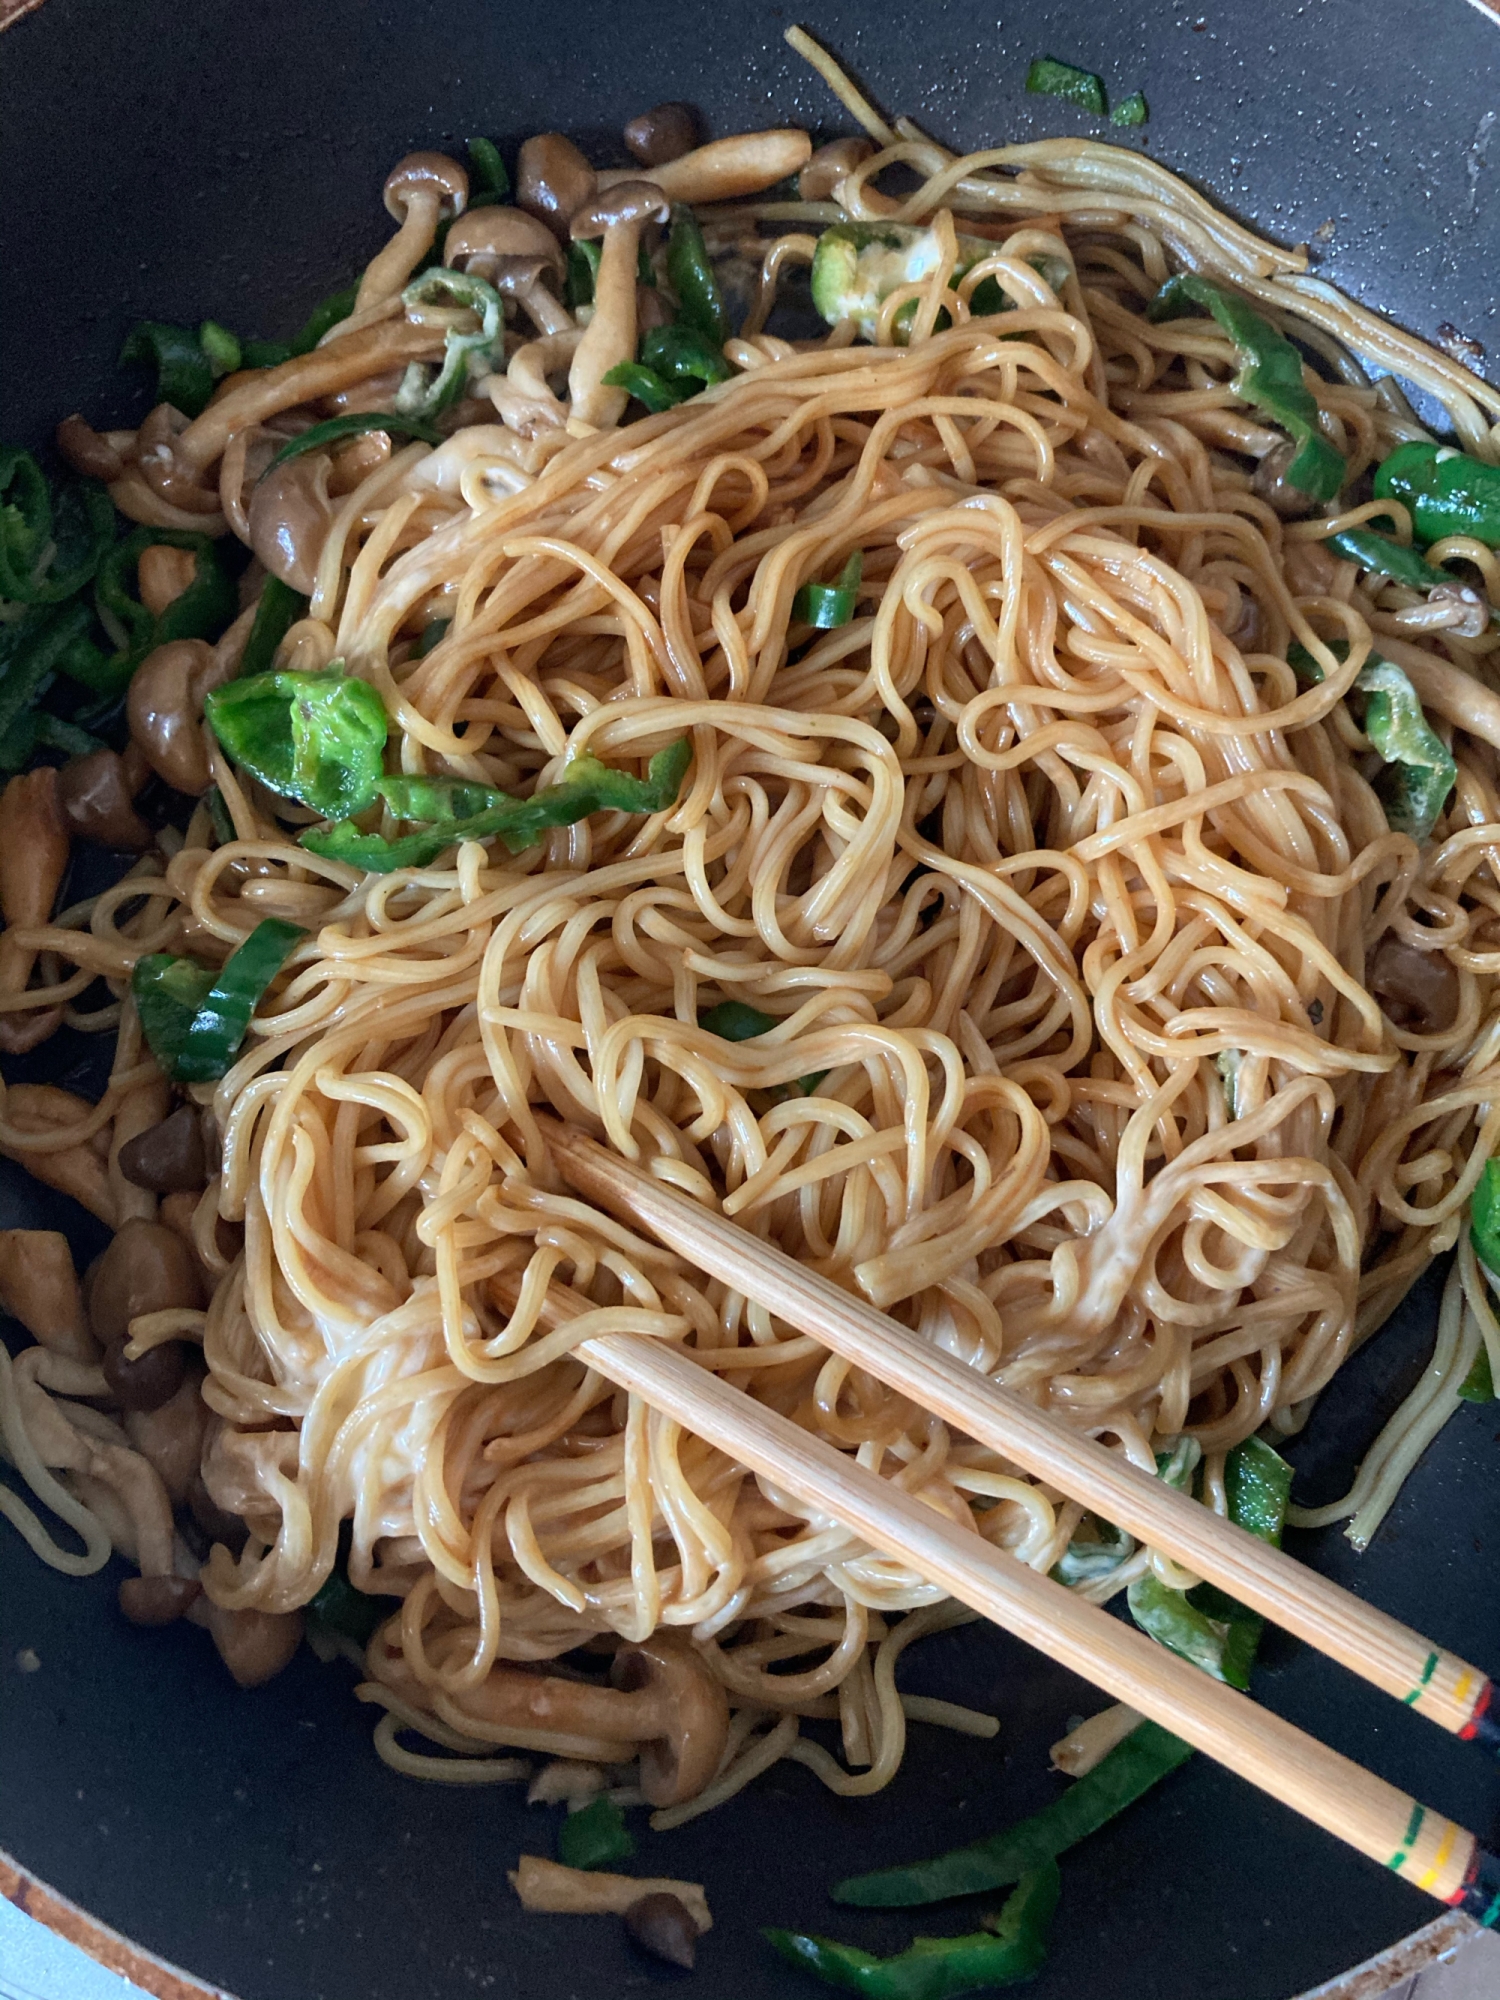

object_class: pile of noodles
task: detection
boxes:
[7,45,1500,1822]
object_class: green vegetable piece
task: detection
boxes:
[1129,1435,1292,1691]
[556,1795,635,1872]
[566,238,603,311]
[809,222,1071,344]
[132,918,305,1085]
[601,360,693,414]
[794,551,864,630]
[1110,91,1149,127]
[119,321,216,419]
[413,618,450,658]
[306,1538,385,1645]
[206,785,236,846]
[1357,658,1456,842]
[1374,441,1500,550]
[467,136,510,203]
[268,410,443,469]
[835,1722,1192,1906]
[1026,57,1107,115]
[1326,526,1459,595]
[1148,274,1344,500]
[0,449,115,606]
[1471,1158,1500,1276]
[198,320,242,377]
[667,204,729,343]
[0,602,92,756]
[205,669,390,820]
[641,322,731,388]
[1286,642,1454,840]
[1460,1345,1496,1403]
[302,738,691,874]
[394,270,503,419]
[288,285,360,357]
[83,527,236,697]
[769,1862,1059,1999]
[239,577,308,682]
[241,338,294,370]
[700,1000,779,1041]
[375,774,507,822]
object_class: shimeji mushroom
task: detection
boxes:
[247,451,338,594]
[0,1230,98,1363]
[623,102,699,168]
[598,126,811,204]
[126,638,234,795]
[355,152,469,313]
[0,769,69,1053]
[567,181,672,430]
[516,131,598,243]
[445,208,572,336]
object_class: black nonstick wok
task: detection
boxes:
[2,2,1499,1995]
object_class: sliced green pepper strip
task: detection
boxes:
[0,711,104,769]
[132,918,305,1084]
[288,284,360,357]
[0,601,94,749]
[268,410,443,469]
[1110,91,1149,127]
[1471,1158,1500,1274]
[1128,1435,1292,1691]
[1049,1521,1133,1585]
[1025,57,1107,114]
[119,321,217,419]
[302,738,692,873]
[82,528,236,697]
[1460,1346,1496,1402]
[242,338,294,370]
[601,361,692,414]
[394,270,503,419]
[198,320,242,377]
[1326,526,1458,594]
[306,1531,385,1645]
[835,1722,1192,1906]
[467,136,510,203]
[1148,274,1345,501]
[205,669,390,820]
[239,577,308,681]
[566,238,603,311]
[641,322,731,388]
[1374,441,1500,550]
[698,998,826,1095]
[1358,659,1456,842]
[0,451,115,606]
[375,775,506,822]
[809,223,1071,345]
[667,204,729,343]
[556,1795,635,1872]
[1287,641,1454,841]
[770,1862,1059,1999]
[794,551,864,629]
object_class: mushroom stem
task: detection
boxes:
[0,769,68,1054]
[0,1086,117,1226]
[599,128,811,204]
[568,224,644,430]
[108,1076,172,1227]
[175,321,447,472]
[0,1230,97,1362]
[355,188,444,313]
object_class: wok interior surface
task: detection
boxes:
[1,2,1498,1994]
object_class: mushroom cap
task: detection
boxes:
[610,1636,729,1807]
[516,132,597,242]
[383,151,469,223]
[445,205,565,277]
[623,102,699,168]
[570,180,671,241]
[799,135,876,203]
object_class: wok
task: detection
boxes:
[1,2,1498,1995]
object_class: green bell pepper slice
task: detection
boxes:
[1110,91,1149,127]
[79,528,236,697]
[1148,274,1345,500]
[667,204,729,344]
[301,739,692,873]
[834,1723,1191,1907]
[267,410,444,469]
[556,1795,636,1872]
[118,321,217,418]
[1025,58,1106,115]
[810,223,1071,344]
[205,669,390,820]
[394,270,503,419]
[0,449,116,606]
[238,577,309,682]
[769,1862,1059,1999]
[1374,441,1500,550]
[1326,526,1462,595]
[601,361,693,413]
[794,550,864,629]
[467,136,510,204]
[132,918,305,1084]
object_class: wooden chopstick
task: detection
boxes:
[501,1262,1500,1920]
[541,1118,1500,1754]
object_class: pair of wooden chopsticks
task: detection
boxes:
[531,1117,1500,1923]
